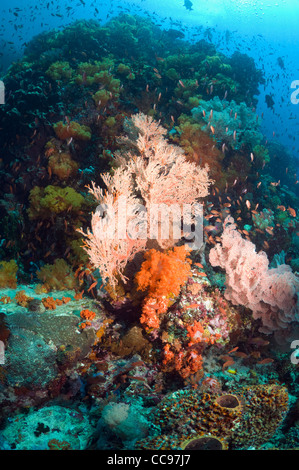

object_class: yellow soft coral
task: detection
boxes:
[135,246,191,330]
[48,151,79,180]
[37,258,77,292]
[0,260,18,288]
[28,185,85,220]
[53,121,91,141]
[74,58,115,86]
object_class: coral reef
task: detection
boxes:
[79,113,211,290]
[136,384,289,450]
[0,11,297,452]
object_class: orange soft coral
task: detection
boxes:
[186,321,206,346]
[15,290,34,307]
[36,259,77,292]
[135,245,191,329]
[80,309,96,321]
[79,309,96,329]
[42,296,57,310]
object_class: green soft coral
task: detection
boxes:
[46,61,73,81]
[28,185,85,220]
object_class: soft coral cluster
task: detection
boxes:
[53,121,92,141]
[135,245,192,330]
[80,113,211,291]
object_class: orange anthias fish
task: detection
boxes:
[249,337,270,346]
[222,358,235,370]
[194,262,204,269]
[288,207,296,217]
[257,358,274,365]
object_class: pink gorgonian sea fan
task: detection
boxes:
[209,216,299,344]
